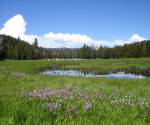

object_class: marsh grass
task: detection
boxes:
[0,58,150,125]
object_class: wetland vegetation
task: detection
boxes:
[0,58,150,125]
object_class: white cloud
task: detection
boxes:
[129,34,145,42]
[0,14,147,48]
[21,34,39,44]
[0,14,39,45]
[0,14,26,38]
[42,32,94,48]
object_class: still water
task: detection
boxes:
[41,69,147,79]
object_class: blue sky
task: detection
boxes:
[0,0,150,48]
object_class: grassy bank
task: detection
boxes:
[1,58,150,74]
[62,58,150,76]
[0,58,150,125]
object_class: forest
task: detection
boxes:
[0,34,150,60]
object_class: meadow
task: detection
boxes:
[0,58,150,125]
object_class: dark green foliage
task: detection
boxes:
[33,38,38,48]
[79,44,92,59]
[0,36,5,60]
[79,41,150,59]
[0,35,43,60]
[79,44,97,59]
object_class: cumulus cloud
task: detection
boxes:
[0,14,38,45]
[129,34,145,42]
[0,14,26,37]
[0,14,147,48]
[42,32,93,48]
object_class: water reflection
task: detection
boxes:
[41,69,147,79]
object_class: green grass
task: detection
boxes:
[63,58,150,75]
[0,58,150,125]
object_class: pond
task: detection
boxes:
[41,69,148,79]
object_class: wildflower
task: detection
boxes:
[139,98,145,109]
[84,102,92,110]
[11,72,25,77]
[48,102,58,111]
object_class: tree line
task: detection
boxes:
[0,35,150,60]
[81,41,150,59]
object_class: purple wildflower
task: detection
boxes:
[48,102,58,111]
[12,72,25,77]
[84,102,92,110]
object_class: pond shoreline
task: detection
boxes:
[41,69,149,79]
[39,65,150,77]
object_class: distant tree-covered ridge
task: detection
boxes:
[0,35,44,60]
[0,35,79,59]
[95,40,150,59]
[0,34,150,60]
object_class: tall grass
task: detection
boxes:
[0,58,150,125]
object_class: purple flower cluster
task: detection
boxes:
[20,87,149,112]
[48,102,58,111]
[84,103,92,110]
[21,88,71,99]
[12,72,26,77]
